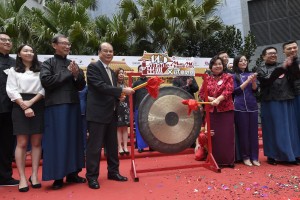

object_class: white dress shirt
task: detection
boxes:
[6,67,45,101]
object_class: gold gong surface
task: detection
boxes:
[138,86,202,153]
[148,95,194,144]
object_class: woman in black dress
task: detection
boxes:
[6,45,44,192]
[115,68,130,155]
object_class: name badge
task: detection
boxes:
[217,80,223,85]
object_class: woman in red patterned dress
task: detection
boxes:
[199,56,235,167]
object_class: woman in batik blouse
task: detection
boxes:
[199,56,235,168]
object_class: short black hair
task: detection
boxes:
[261,46,277,56]
[282,40,298,50]
[209,56,225,70]
[217,51,227,56]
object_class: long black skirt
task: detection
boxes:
[12,93,44,135]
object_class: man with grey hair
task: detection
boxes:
[86,42,134,189]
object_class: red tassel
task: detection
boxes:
[195,131,208,161]
[146,76,164,98]
[181,99,198,116]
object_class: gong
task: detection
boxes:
[138,86,202,153]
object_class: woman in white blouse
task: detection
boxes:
[6,44,44,192]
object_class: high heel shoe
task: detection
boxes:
[19,186,29,192]
[29,176,42,188]
[119,150,125,156]
[123,149,130,155]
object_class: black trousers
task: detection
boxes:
[0,112,14,182]
[85,119,119,180]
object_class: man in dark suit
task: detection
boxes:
[172,76,199,98]
[0,33,19,186]
[85,42,134,189]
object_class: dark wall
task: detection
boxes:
[249,0,300,46]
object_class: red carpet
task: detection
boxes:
[1,146,300,200]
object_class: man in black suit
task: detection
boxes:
[0,33,19,186]
[85,42,135,189]
[172,76,199,98]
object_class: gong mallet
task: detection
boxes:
[181,99,211,115]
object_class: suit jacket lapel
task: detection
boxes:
[97,60,112,85]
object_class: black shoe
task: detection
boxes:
[290,161,300,165]
[119,151,125,156]
[29,176,42,188]
[124,150,130,155]
[87,179,100,189]
[66,174,86,183]
[18,186,29,192]
[107,173,128,182]
[228,164,235,168]
[0,178,19,186]
[218,164,235,168]
[267,158,277,165]
[52,179,63,190]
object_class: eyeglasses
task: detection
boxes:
[266,52,277,56]
[0,38,12,43]
[57,42,72,46]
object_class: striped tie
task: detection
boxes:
[106,67,113,86]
